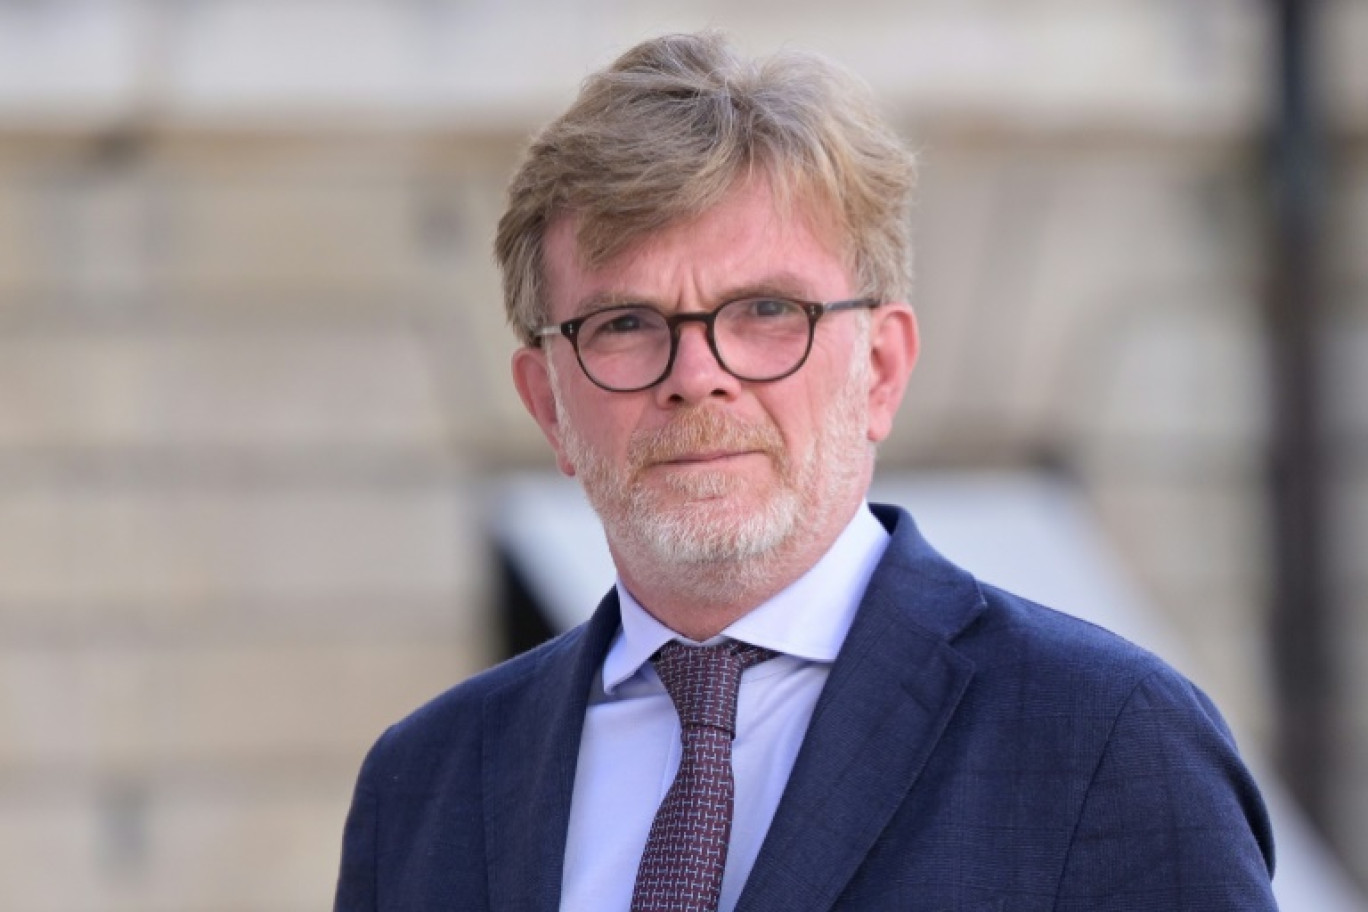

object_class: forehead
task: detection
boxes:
[542,181,851,317]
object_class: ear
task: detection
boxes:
[864,302,919,443]
[511,346,577,476]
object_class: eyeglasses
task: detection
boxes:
[533,296,881,393]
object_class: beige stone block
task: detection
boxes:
[136,783,354,912]
[1030,157,1258,305]
[0,329,451,448]
[0,779,356,912]
[407,305,548,459]
[0,792,104,912]
[0,646,149,771]
[153,176,424,291]
[60,170,160,296]
[1089,475,1270,598]
[0,173,47,296]
[0,486,476,608]
[899,147,1262,456]
[0,164,159,298]
[0,637,486,771]
[147,639,484,763]
[410,173,540,458]
[1075,303,1268,448]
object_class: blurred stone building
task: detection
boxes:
[0,2,1364,910]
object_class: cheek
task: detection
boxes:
[793,361,871,451]
[751,384,822,454]
[560,393,641,458]
[789,351,855,426]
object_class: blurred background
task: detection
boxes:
[0,1,1364,909]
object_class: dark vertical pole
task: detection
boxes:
[1267,0,1331,833]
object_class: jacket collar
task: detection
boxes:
[735,504,984,912]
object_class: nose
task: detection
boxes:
[654,319,740,405]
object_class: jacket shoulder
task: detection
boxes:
[968,581,1177,688]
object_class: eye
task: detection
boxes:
[743,298,799,318]
[579,307,666,349]
[724,298,806,327]
[598,312,646,334]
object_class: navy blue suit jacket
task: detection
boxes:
[335,504,1277,910]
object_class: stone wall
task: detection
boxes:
[0,134,508,910]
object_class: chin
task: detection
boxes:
[622,485,803,567]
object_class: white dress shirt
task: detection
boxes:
[559,505,891,912]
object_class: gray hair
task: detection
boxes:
[495,30,917,345]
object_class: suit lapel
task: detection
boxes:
[482,591,620,912]
[736,506,984,912]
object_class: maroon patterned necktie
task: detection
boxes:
[630,640,776,912]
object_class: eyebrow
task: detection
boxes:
[568,273,822,319]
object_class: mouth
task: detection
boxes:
[655,450,762,468]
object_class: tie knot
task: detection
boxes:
[652,641,774,736]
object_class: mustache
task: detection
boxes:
[627,408,785,471]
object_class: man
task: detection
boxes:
[335,31,1277,911]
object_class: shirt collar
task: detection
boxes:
[601,503,890,695]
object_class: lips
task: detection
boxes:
[658,450,757,466]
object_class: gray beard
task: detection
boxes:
[550,347,872,597]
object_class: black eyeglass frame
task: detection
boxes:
[532,296,882,393]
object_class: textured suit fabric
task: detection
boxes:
[334,504,1277,911]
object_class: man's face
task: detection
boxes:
[512,179,916,581]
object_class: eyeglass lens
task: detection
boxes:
[574,298,813,390]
